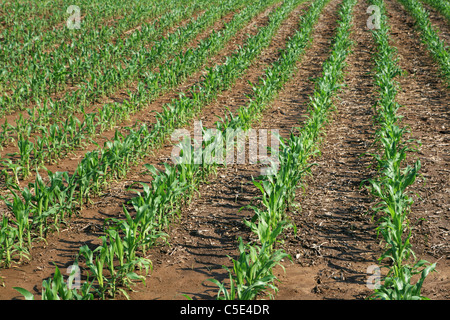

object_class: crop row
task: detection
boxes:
[421,0,450,22]
[396,0,450,86]
[366,0,436,300]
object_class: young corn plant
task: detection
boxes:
[14,262,94,300]
[17,137,34,179]
[4,192,32,263]
[0,217,19,268]
[0,118,14,147]
[79,244,109,299]
[209,236,289,300]
[0,158,23,186]
[130,164,190,234]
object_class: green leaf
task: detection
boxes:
[13,287,35,300]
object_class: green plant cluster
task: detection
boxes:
[0,171,76,268]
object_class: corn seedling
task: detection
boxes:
[209,236,290,300]
[14,262,94,300]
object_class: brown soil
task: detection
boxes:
[0,0,448,301]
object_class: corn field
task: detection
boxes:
[0,0,448,302]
